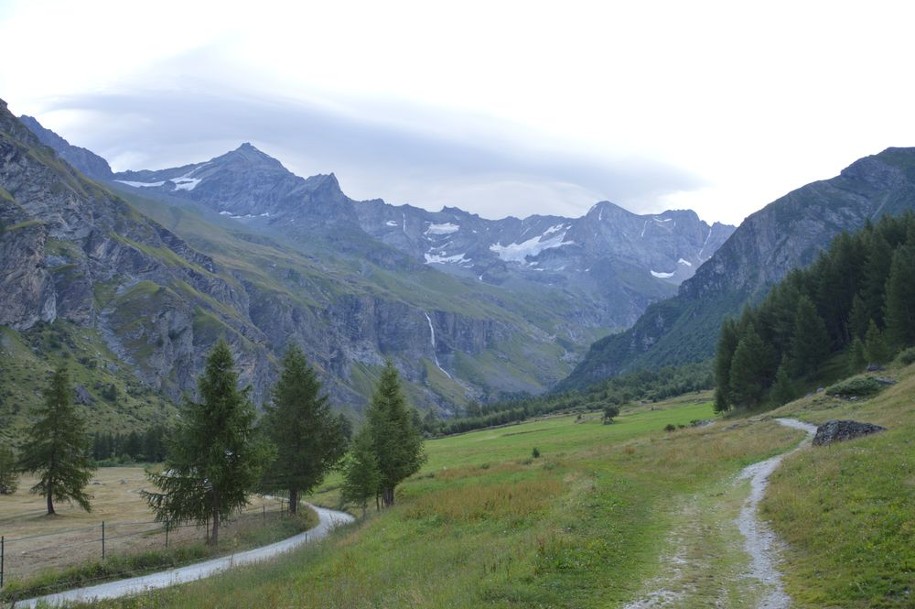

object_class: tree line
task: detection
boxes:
[432,361,713,435]
[4,342,426,545]
[715,212,915,412]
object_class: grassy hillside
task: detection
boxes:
[0,322,177,448]
[764,366,915,608]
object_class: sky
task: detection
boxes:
[1,0,914,225]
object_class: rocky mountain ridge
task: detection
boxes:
[561,146,915,389]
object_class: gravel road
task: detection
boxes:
[736,418,817,609]
[16,505,354,608]
[623,417,818,609]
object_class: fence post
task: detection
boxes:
[102,522,106,560]
[165,520,170,549]
[2,535,5,589]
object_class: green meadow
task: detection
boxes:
[59,372,914,608]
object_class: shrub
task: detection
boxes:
[894,346,915,366]
[531,447,541,459]
[824,376,883,399]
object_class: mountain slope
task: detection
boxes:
[561,147,915,389]
[11,109,734,414]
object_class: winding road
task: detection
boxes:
[16,505,354,608]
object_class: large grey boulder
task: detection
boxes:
[813,420,887,446]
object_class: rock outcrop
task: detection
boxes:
[812,420,887,446]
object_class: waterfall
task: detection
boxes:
[423,311,452,379]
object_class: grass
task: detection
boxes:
[7,377,909,608]
[0,467,317,602]
[72,394,821,609]
[762,365,915,608]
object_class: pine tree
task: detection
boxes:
[848,337,867,374]
[864,320,891,365]
[365,361,425,507]
[883,245,915,352]
[728,325,773,409]
[17,366,95,514]
[790,295,831,378]
[713,318,740,412]
[769,357,796,406]
[848,293,870,341]
[340,427,381,517]
[260,345,346,514]
[144,341,268,545]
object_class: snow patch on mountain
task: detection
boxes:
[425,222,460,235]
[678,258,692,266]
[490,225,571,263]
[651,270,676,279]
[116,180,165,188]
[425,252,472,266]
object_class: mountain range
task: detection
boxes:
[3,101,733,421]
[561,146,915,389]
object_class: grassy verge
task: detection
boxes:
[763,365,915,608]
[76,395,811,608]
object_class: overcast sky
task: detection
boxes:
[2,0,914,225]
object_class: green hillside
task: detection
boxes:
[69,359,912,609]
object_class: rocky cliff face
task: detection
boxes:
[561,147,915,390]
[1,100,274,403]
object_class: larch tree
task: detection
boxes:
[340,427,381,517]
[18,365,95,514]
[144,340,268,545]
[260,345,347,514]
[365,361,425,508]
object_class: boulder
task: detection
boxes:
[813,419,886,446]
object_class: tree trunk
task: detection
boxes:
[382,486,395,507]
[288,488,299,515]
[211,509,219,546]
[47,491,55,515]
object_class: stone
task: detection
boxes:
[812,419,887,446]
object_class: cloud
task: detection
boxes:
[38,84,701,220]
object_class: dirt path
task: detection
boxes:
[623,418,817,609]
[16,505,354,608]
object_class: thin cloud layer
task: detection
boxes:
[43,86,703,220]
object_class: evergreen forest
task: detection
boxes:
[715,212,915,411]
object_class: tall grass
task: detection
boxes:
[763,365,915,608]
[76,397,820,609]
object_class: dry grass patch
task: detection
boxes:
[404,477,563,524]
[0,467,290,585]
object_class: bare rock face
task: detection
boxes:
[812,419,887,446]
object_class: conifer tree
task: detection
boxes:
[364,361,425,507]
[769,357,796,406]
[145,341,268,545]
[864,320,891,365]
[260,345,346,514]
[714,318,740,412]
[18,366,95,514]
[790,295,831,378]
[848,293,870,341]
[883,245,915,351]
[340,427,381,517]
[848,337,867,374]
[727,325,772,408]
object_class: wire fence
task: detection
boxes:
[0,496,293,593]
